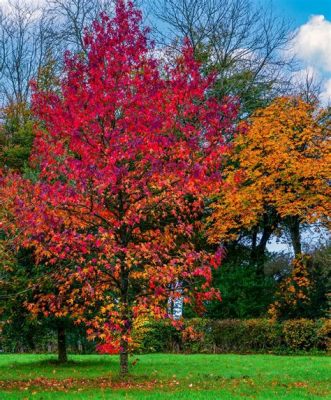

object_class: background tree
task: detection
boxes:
[205,245,276,319]
[309,243,331,319]
[0,174,76,361]
[46,0,116,54]
[0,102,34,171]
[208,97,331,260]
[0,0,54,106]
[147,0,302,317]
[149,0,293,115]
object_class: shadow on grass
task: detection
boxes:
[2,356,120,372]
[34,359,116,367]
[2,356,151,381]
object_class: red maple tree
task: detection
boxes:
[13,0,238,374]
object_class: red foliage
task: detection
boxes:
[8,0,239,354]
[96,341,121,355]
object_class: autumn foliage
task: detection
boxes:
[268,255,313,320]
[208,97,331,244]
[1,0,330,374]
[0,1,239,374]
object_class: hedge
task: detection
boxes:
[137,318,330,354]
[1,318,329,354]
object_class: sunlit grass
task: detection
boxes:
[0,353,329,399]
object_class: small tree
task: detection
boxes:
[15,1,238,375]
[268,255,313,320]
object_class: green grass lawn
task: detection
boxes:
[0,353,329,399]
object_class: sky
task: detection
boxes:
[268,0,331,104]
[272,0,331,25]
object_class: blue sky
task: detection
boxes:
[273,0,331,25]
[262,0,331,104]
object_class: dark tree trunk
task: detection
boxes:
[289,217,302,256]
[118,192,131,377]
[250,211,279,274]
[119,253,130,376]
[250,225,273,274]
[119,276,130,376]
[26,329,36,352]
[120,336,129,376]
[57,323,67,363]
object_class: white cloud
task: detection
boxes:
[292,65,319,85]
[293,15,331,72]
[290,15,331,104]
[0,0,45,14]
[320,78,331,105]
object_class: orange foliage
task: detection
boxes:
[268,255,313,320]
[208,97,331,242]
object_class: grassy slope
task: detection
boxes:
[0,353,329,399]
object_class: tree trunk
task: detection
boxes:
[120,336,129,376]
[119,256,130,376]
[57,323,67,363]
[26,329,36,352]
[118,194,130,377]
[289,217,302,256]
[119,284,130,376]
[250,225,273,275]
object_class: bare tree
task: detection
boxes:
[48,0,147,54]
[0,0,121,106]
[296,70,323,105]
[45,0,116,53]
[148,0,295,113]
[0,1,54,106]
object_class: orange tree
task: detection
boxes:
[208,96,331,261]
[268,255,313,320]
[11,1,239,375]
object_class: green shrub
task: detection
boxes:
[212,319,246,352]
[280,318,331,352]
[2,316,329,355]
[137,318,330,354]
[211,319,281,352]
[316,319,331,351]
[138,320,181,353]
[181,318,214,353]
[243,319,282,350]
